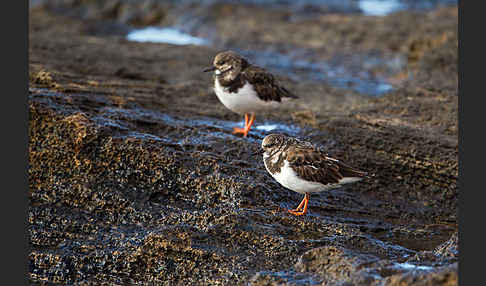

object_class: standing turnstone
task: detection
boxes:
[204,51,298,137]
[257,134,370,216]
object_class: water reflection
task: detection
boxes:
[126,27,207,46]
[359,0,405,15]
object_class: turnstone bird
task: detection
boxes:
[257,134,370,216]
[204,51,298,137]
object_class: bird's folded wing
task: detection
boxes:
[287,147,367,185]
[242,66,298,102]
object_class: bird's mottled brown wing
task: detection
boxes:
[241,65,298,102]
[286,145,368,185]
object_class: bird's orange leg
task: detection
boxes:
[232,113,249,135]
[232,113,256,137]
[246,113,255,131]
[288,193,310,216]
[293,196,307,211]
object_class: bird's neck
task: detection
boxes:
[216,73,245,93]
[264,150,286,174]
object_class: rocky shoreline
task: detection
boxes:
[29,2,457,285]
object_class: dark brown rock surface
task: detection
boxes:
[29,2,458,285]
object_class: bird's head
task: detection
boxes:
[259,134,289,157]
[204,50,249,82]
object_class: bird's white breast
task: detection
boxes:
[214,78,280,115]
[264,157,362,194]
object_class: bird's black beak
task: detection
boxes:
[203,66,216,72]
[252,149,264,156]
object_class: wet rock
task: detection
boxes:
[434,232,458,259]
[382,263,458,286]
[251,244,458,285]
[294,246,382,284]
[402,231,458,269]
[36,0,170,27]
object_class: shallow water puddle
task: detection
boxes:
[393,262,434,271]
[257,270,322,285]
[358,0,405,16]
[255,122,302,134]
[358,0,456,16]
[194,118,303,140]
[359,0,457,15]
[126,27,207,45]
[101,105,302,143]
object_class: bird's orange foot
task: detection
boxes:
[287,209,307,216]
[287,193,309,216]
[232,127,250,137]
[233,113,255,137]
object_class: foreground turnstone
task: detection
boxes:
[204,51,298,137]
[257,134,370,216]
